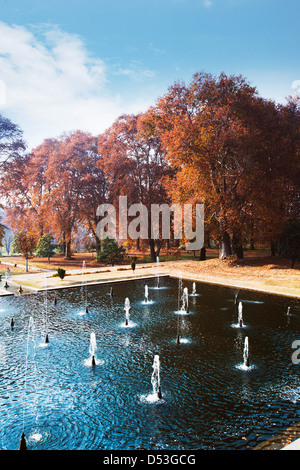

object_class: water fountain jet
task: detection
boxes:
[156,257,160,288]
[18,432,27,450]
[124,298,130,326]
[192,282,196,295]
[151,355,162,399]
[89,332,97,367]
[238,302,243,327]
[44,274,49,343]
[144,285,149,304]
[243,336,250,367]
[180,287,189,314]
[20,316,35,450]
[176,274,183,342]
[80,261,88,314]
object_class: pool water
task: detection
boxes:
[0,277,299,450]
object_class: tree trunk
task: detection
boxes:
[206,233,212,249]
[234,245,244,259]
[199,246,206,260]
[148,211,161,262]
[65,240,72,258]
[232,233,244,259]
[95,236,101,256]
[270,242,276,257]
[219,231,232,258]
[149,238,161,262]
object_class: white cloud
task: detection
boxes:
[149,43,166,56]
[292,80,300,98]
[0,22,154,150]
[113,60,155,82]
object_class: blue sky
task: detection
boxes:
[0,0,299,150]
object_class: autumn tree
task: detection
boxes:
[1,78,297,264]
[0,138,58,238]
[1,130,108,258]
[43,130,103,258]
[237,94,299,255]
[11,231,37,272]
[151,72,298,258]
[76,137,107,256]
[98,113,174,261]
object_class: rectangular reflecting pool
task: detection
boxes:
[0,276,299,450]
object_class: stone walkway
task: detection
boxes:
[1,259,300,299]
[0,262,164,295]
[281,438,300,450]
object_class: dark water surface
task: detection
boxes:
[0,276,299,450]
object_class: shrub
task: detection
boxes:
[131,257,137,271]
[35,233,56,263]
[57,267,66,279]
[97,238,125,266]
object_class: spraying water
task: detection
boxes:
[124,298,130,326]
[177,275,183,311]
[44,274,49,343]
[80,261,88,314]
[122,297,136,328]
[238,302,243,327]
[176,275,183,343]
[84,332,104,367]
[156,257,160,288]
[20,316,36,449]
[89,332,97,366]
[181,287,189,314]
[151,355,162,399]
[243,336,249,367]
[144,285,149,303]
[190,281,200,298]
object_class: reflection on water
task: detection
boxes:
[0,277,299,450]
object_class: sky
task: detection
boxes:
[0,0,299,150]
